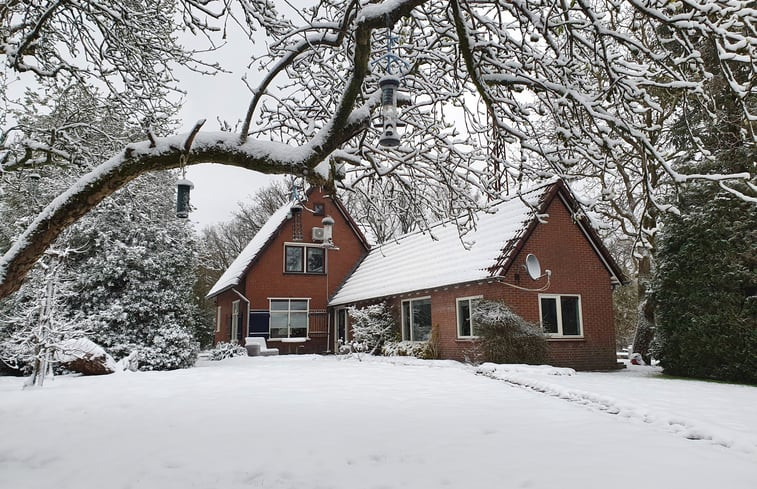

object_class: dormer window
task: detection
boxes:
[284,244,325,274]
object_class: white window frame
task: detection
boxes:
[283,243,326,274]
[231,300,240,343]
[401,297,432,342]
[215,306,222,333]
[538,294,583,338]
[268,298,310,339]
[456,296,482,339]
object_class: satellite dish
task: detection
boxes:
[525,254,542,280]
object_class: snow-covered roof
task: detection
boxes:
[206,201,295,298]
[329,188,548,306]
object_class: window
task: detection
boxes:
[284,244,325,273]
[457,296,482,338]
[215,306,222,333]
[269,299,309,339]
[539,295,583,337]
[231,300,240,343]
[285,246,304,272]
[401,298,431,341]
[306,247,325,273]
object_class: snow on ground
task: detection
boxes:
[1,356,755,489]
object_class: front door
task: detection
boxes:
[334,308,348,351]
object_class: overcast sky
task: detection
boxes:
[176,51,279,230]
[174,6,298,230]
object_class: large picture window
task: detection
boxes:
[457,296,481,338]
[539,295,582,337]
[269,299,309,339]
[401,298,431,341]
[284,245,325,274]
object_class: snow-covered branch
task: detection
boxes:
[1,0,755,298]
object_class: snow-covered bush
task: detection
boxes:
[346,303,394,355]
[381,340,433,359]
[130,326,199,371]
[208,341,248,361]
[472,300,547,365]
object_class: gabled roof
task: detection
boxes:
[329,187,545,306]
[206,189,371,299]
[329,181,625,306]
[206,200,296,298]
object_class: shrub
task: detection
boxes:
[208,341,248,361]
[380,340,433,359]
[346,303,394,355]
[131,325,199,371]
[472,300,547,364]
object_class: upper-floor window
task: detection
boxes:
[539,294,582,337]
[456,296,482,338]
[284,244,325,274]
[401,297,431,341]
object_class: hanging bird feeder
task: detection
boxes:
[176,178,194,218]
[374,16,409,148]
[379,75,401,147]
[28,172,41,198]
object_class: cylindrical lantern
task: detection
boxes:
[176,178,194,218]
[321,215,335,245]
[379,75,401,147]
[28,172,41,197]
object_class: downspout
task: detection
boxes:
[232,288,250,342]
[326,266,331,353]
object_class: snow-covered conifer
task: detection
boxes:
[346,303,395,356]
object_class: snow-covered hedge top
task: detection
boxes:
[329,187,545,305]
[206,200,296,298]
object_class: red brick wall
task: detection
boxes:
[510,194,618,370]
[213,188,368,354]
[376,194,619,370]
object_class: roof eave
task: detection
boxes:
[205,283,237,300]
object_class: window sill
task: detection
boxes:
[269,337,310,343]
[456,337,479,341]
[283,272,326,276]
[546,336,585,341]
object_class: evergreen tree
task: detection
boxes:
[652,33,756,383]
[1,83,203,372]
[65,171,201,370]
[346,303,395,356]
[652,183,756,383]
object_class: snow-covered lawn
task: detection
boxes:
[1,356,755,489]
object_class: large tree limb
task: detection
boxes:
[0,116,369,299]
[0,0,435,299]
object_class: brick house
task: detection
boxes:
[208,182,626,369]
[206,187,370,354]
